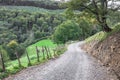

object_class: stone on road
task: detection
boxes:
[5,42,118,80]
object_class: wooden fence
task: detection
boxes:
[0,45,65,72]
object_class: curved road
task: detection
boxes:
[5,42,117,80]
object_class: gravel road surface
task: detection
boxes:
[4,42,118,80]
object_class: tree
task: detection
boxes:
[52,20,81,43]
[7,40,22,66]
[66,0,120,32]
[6,40,18,60]
[0,48,5,72]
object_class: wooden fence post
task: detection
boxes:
[53,49,56,57]
[42,46,45,60]
[0,50,5,72]
[47,47,52,58]
[26,50,31,66]
[45,46,49,59]
[15,51,21,67]
[36,46,40,62]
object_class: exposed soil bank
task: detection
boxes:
[82,32,120,79]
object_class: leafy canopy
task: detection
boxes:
[66,0,120,32]
[53,20,83,43]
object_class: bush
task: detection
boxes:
[16,45,25,57]
[52,20,82,43]
[6,40,25,60]
[6,40,18,60]
[0,67,3,72]
[0,72,8,79]
[6,47,16,60]
[78,19,94,40]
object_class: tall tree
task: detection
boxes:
[66,0,120,32]
[0,48,5,72]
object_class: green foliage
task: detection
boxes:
[0,7,66,56]
[85,23,120,43]
[6,40,25,60]
[0,6,64,14]
[55,44,66,55]
[0,39,64,79]
[107,11,120,27]
[0,72,8,79]
[66,0,119,32]
[0,0,63,10]
[78,19,94,39]
[5,39,56,69]
[16,45,25,57]
[112,23,120,33]
[52,20,81,43]
[0,46,9,61]
[6,40,18,60]
[7,40,18,49]
[53,20,94,43]
[34,31,45,39]
[0,67,3,72]
[0,39,65,79]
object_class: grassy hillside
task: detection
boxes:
[85,23,120,43]
[0,39,66,79]
[6,39,56,69]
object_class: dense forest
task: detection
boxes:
[0,8,66,59]
[0,0,64,9]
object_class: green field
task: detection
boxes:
[5,39,57,70]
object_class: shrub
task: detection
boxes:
[52,20,82,43]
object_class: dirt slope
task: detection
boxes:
[83,32,120,79]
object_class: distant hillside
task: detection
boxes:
[0,8,66,47]
[0,0,65,10]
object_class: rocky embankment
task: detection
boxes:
[82,32,120,79]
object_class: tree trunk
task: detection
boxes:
[101,23,112,32]
[96,15,112,32]
[0,52,5,72]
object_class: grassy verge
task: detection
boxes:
[0,39,66,79]
[85,23,120,43]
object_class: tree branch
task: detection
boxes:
[80,4,97,15]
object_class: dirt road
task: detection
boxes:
[5,42,118,80]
